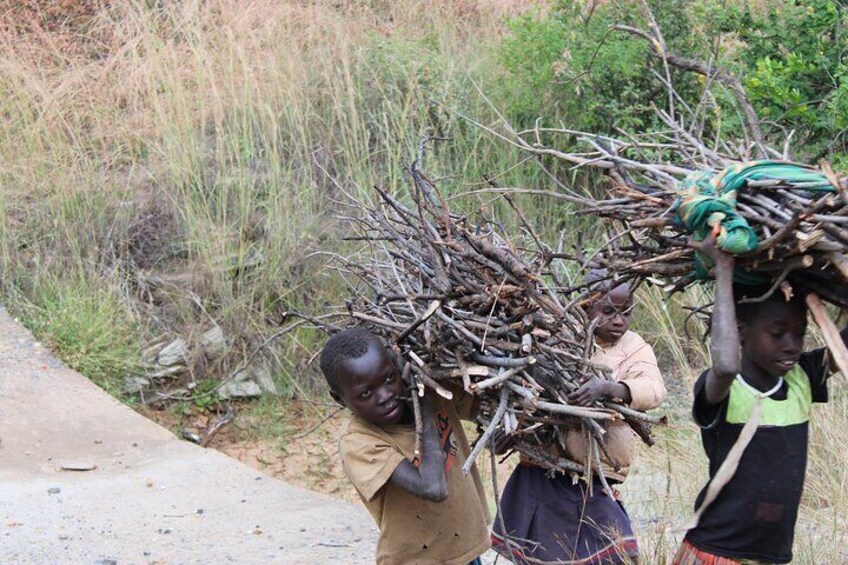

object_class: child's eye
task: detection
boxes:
[360,390,371,399]
[385,374,396,383]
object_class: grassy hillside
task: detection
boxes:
[2,2,846,562]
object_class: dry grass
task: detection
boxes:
[2,2,847,563]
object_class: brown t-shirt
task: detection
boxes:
[339,394,491,565]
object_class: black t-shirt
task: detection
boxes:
[684,348,829,563]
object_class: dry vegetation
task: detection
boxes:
[1,1,846,563]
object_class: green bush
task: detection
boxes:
[709,0,848,162]
[498,0,848,164]
[498,0,704,132]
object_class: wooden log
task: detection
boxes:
[805,292,848,379]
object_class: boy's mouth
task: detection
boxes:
[383,403,402,420]
[775,359,796,370]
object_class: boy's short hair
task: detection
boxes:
[733,283,807,323]
[320,327,380,394]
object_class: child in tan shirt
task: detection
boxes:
[320,328,491,565]
[491,275,666,564]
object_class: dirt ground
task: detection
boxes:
[141,403,360,503]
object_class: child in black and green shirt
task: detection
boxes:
[674,234,845,564]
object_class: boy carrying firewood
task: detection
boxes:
[320,327,491,565]
[674,232,847,564]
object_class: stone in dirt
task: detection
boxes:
[251,361,278,396]
[151,365,184,380]
[200,326,227,357]
[123,376,150,394]
[157,339,188,367]
[59,462,97,472]
[219,379,262,399]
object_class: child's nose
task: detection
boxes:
[782,334,802,353]
[376,387,394,404]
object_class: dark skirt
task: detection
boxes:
[491,464,638,565]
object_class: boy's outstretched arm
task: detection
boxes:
[389,397,448,502]
[698,233,740,405]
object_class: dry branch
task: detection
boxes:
[327,148,663,479]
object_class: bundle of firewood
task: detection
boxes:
[574,162,848,308]
[332,158,663,486]
[465,8,848,310]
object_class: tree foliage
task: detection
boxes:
[497,0,848,165]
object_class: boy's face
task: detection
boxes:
[740,299,807,380]
[337,341,408,427]
[588,284,633,345]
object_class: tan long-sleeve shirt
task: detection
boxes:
[563,330,666,482]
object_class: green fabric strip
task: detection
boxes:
[673,160,836,282]
[725,365,812,426]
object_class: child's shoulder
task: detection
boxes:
[341,413,414,442]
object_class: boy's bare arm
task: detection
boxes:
[388,398,448,502]
[698,233,740,404]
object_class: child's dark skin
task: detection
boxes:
[697,233,746,403]
[332,340,448,502]
[567,283,634,406]
[694,232,848,403]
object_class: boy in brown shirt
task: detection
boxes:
[320,328,491,565]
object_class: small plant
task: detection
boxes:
[190,378,222,412]
[10,273,143,397]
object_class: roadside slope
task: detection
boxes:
[0,306,377,564]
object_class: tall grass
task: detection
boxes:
[0,0,561,393]
[2,3,847,562]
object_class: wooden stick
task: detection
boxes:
[462,387,509,475]
[805,292,848,379]
[407,364,423,458]
[828,253,848,282]
[470,366,527,392]
[528,399,618,420]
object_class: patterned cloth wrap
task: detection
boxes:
[672,160,836,282]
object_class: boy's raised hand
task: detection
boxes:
[388,394,448,502]
[689,224,733,274]
[693,224,741,403]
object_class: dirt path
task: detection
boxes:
[0,306,379,564]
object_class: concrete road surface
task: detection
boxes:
[0,307,379,564]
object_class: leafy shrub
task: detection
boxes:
[709,0,848,161]
[498,0,704,132]
[498,0,848,164]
